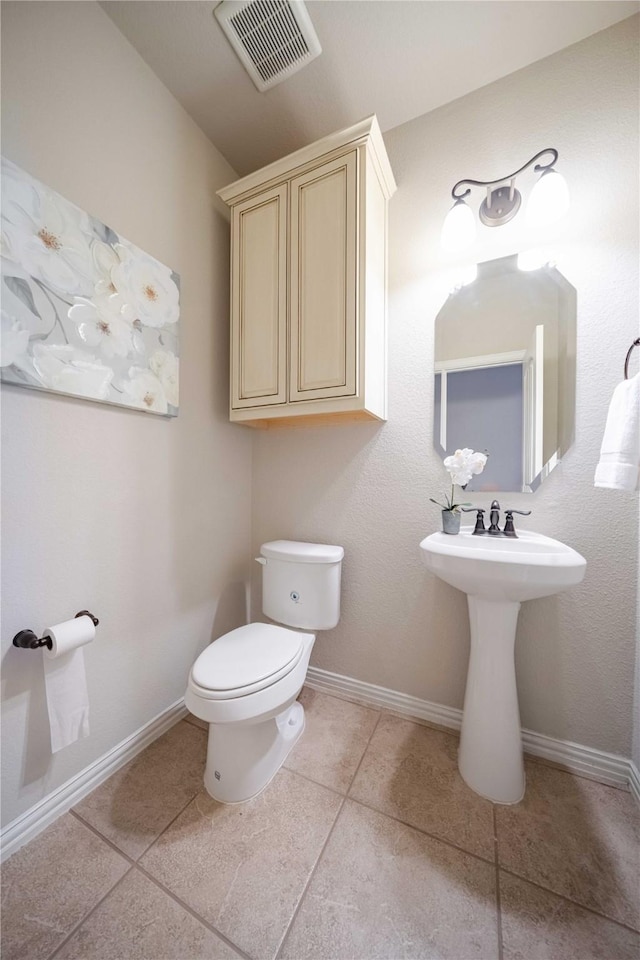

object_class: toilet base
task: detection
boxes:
[204,701,305,803]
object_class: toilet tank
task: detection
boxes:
[260,540,344,630]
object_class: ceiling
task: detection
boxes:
[101,0,639,176]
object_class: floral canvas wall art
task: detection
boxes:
[1,157,180,416]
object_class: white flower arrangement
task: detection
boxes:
[431,448,488,513]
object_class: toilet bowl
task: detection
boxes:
[186,540,343,803]
[186,623,314,802]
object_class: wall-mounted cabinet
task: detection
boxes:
[218,116,396,428]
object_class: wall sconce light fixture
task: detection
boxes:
[441,148,569,253]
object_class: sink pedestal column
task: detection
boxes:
[458,595,525,804]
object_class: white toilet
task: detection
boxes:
[185,540,344,803]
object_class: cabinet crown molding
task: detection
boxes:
[218,114,396,206]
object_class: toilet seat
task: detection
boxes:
[190,623,306,700]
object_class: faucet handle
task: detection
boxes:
[503,509,532,538]
[461,506,486,535]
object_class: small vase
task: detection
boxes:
[442,510,461,535]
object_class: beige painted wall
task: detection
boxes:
[1,1,252,827]
[253,18,639,757]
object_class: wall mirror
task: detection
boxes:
[434,255,576,492]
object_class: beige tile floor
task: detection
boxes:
[2,687,639,960]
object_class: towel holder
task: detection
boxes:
[624,338,640,379]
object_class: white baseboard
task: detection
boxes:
[3,673,638,862]
[306,666,637,795]
[307,666,463,730]
[1,698,187,863]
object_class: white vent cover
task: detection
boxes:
[215,0,322,92]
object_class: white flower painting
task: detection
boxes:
[1,157,180,416]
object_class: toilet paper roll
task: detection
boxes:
[44,615,95,659]
[43,616,93,753]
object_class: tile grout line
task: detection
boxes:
[63,705,382,960]
[340,708,500,871]
[497,865,640,937]
[71,783,199,862]
[346,793,497,868]
[522,754,633,792]
[345,710,383,792]
[330,707,640,945]
[493,806,504,960]
[36,692,637,960]
[283,706,384,800]
[289,707,499,870]
[182,714,206,731]
[66,715,207,863]
[339,701,640,939]
[46,864,135,960]
[274,710,384,960]
[134,788,205,860]
[69,809,250,958]
[275,795,347,960]
[133,861,251,960]
[311,685,636,796]
[281,764,348,799]
[69,809,138,865]
[136,709,382,960]
[346,787,640,940]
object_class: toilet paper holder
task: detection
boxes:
[12,611,99,650]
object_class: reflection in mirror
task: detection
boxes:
[434,255,576,493]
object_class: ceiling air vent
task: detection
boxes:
[214,0,322,92]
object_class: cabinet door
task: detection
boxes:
[289,151,357,402]
[231,184,287,409]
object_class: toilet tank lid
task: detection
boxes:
[261,540,344,563]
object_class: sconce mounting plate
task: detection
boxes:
[479,185,522,227]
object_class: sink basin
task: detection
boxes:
[419,526,586,804]
[420,528,587,602]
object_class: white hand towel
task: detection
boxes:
[594,372,640,491]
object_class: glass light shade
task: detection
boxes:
[517,248,552,272]
[441,199,476,252]
[454,263,478,288]
[525,169,570,227]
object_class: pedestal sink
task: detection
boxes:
[420,528,586,803]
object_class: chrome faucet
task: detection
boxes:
[462,501,531,538]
